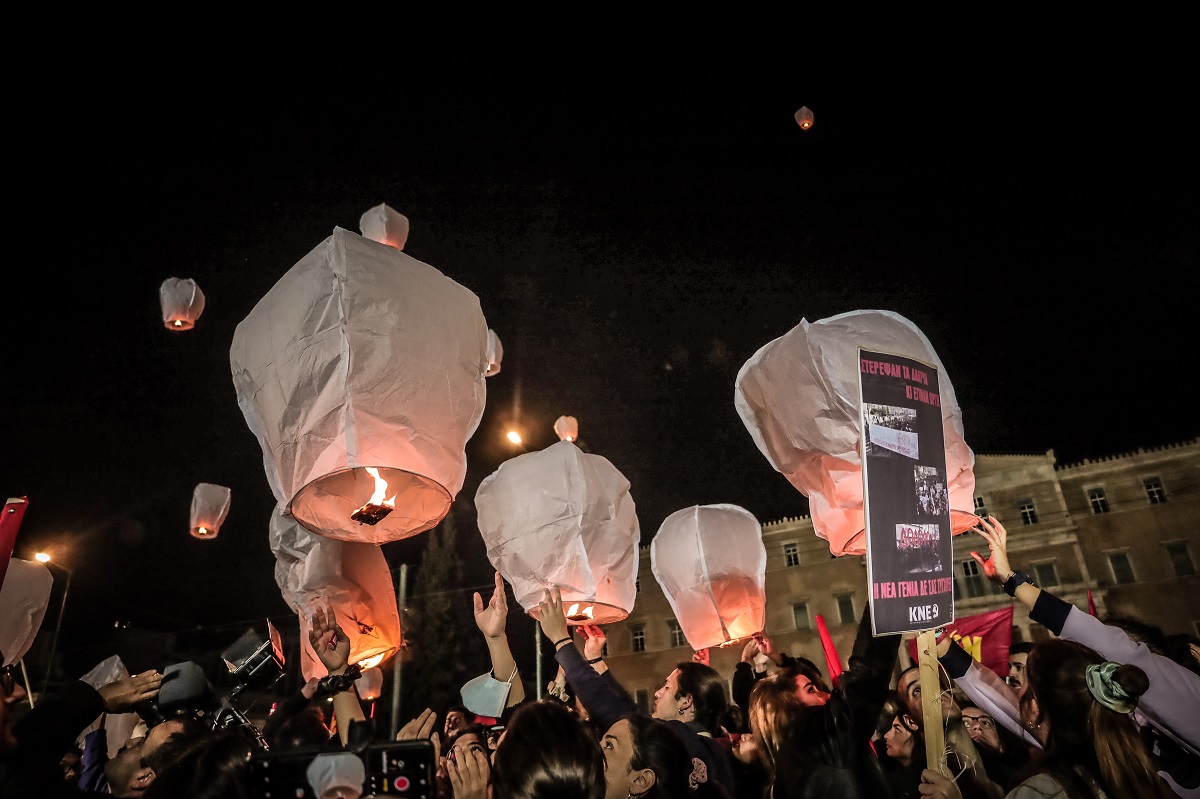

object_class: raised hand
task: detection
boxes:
[447,744,489,799]
[97,670,162,713]
[692,648,710,666]
[473,571,510,640]
[578,624,607,660]
[969,515,1012,584]
[309,605,350,674]
[536,587,570,645]
[397,707,438,741]
[740,637,759,664]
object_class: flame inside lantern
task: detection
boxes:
[357,652,387,670]
[197,526,208,536]
[565,603,595,622]
[350,467,398,525]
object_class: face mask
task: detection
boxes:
[460,665,517,718]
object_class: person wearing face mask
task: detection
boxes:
[458,571,526,722]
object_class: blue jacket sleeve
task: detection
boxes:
[554,645,636,731]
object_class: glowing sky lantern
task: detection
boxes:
[359,202,410,250]
[475,440,639,625]
[269,510,402,681]
[553,416,578,442]
[230,226,489,544]
[0,557,53,667]
[794,106,815,130]
[734,309,976,556]
[190,483,231,540]
[485,330,504,377]
[159,278,206,331]
[651,504,767,650]
[355,667,384,702]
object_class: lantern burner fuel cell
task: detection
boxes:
[351,503,393,525]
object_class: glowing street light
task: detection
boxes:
[34,552,50,563]
[506,431,522,445]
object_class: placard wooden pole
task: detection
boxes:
[916,628,947,775]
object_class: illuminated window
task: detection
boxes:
[632,626,646,653]
[1144,477,1168,505]
[784,542,800,567]
[1087,488,1109,514]
[1018,500,1038,525]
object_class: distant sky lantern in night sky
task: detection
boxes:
[358,202,410,250]
[485,330,504,377]
[794,106,814,130]
[159,278,206,331]
[475,440,639,625]
[269,510,401,681]
[230,227,489,544]
[651,504,767,650]
[553,416,578,442]
[0,557,53,668]
[190,483,231,540]
[734,309,976,557]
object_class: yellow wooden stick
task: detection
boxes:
[917,628,948,775]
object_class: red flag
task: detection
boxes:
[1087,589,1097,617]
[814,614,844,686]
[906,605,1014,679]
[0,497,30,594]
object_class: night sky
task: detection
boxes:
[4,60,1195,673]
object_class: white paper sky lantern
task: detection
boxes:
[269,510,402,681]
[159,277,206,331]
[553,415,578,442]
[231,227,489,544]
[475,440,639,625]
[359,202,410,250]
[651,504,767,650]
[0,557,52,667]
[190,483,231,540]
[485,329,504,377]
[794,106,814,130]
[734,309,976,557]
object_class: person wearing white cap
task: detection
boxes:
[306,750,366,799]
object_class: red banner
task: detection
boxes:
[907,605,1013,679]
[814,614,844,686]
[0,497,30,594]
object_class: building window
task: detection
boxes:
[602,642,609,657]
[793,602,810,630]
[1107,552,1136,585]
[635,688,650,714]
[974,496,989,518]
[1144,477,1168,505]
[1018,499,1038,525]
[632,626,646,652]
[668,620,686,648]
[1165,541,1196,577]
[1031,562,1059,588]
[635,578,641,593]
[784,542,800,567]
[961,560,987,598]
[1087,488,1110,514]
[836,594,855,624]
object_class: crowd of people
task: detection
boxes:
[2,517,1198,798]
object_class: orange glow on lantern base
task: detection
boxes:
[533,600,627,626]
[166,318,195,331]
[356,651,391,670]
[290,465,451,544]
[190,525,216,540]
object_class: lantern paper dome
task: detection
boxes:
[475,440,639,625]
[794,106,815,130]
[485,330,504,377]
[359,202,410,250]
[0,557,53,667]
[269,510,402,681]
[734,309,976,557]
[190,483,232,539]
[79,655,141,758]
[651,504,767,650]
[553,416,578,442]
[159,277,206,331]
[231,227,489,544]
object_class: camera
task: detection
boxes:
[247,739,437,798]
[137,621,287,752]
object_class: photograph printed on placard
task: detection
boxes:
[913,465,948,518]
[894,522,943,573]
[863,403,920,459]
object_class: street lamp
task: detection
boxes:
[34,552,72,697]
